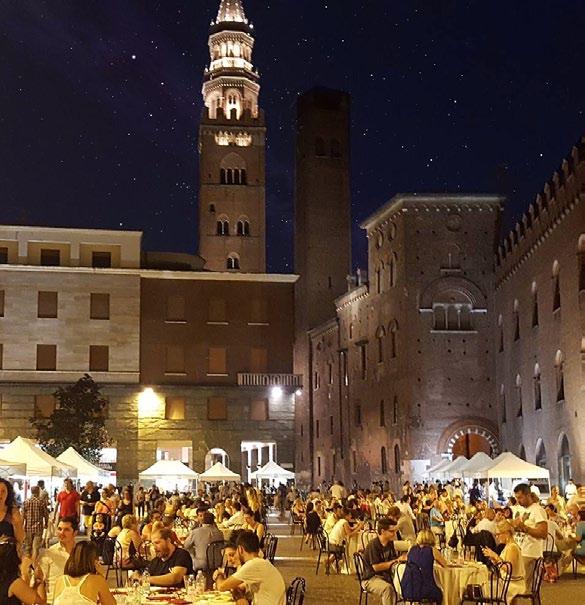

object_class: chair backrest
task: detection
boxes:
[286,576,306,605]
[316,529,329,552]
[530,557,545,595]
[398,560,425,602]
[102,537,116,565]
[361,530,378,551]
[544,532,556,553]
[206,540,226,571]
[266,535,278,563]
[113,539,123,567]
[486,560,512,601]
[353,552,366,584]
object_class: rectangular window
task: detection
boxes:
[91,251,112,268]
[352,450,357,473]
[315,419,320,438]
[40,249,60,266]
[165,346,185,374]
[207,397,227,420]
[90,293,110,320]
[166,295,186,322]
[165,397,186,420]
[317,456,321,477]
[34,395,56,418]
[208,298,227,323]
[250,399,269,421]
[380,399,385,427]
[0,343,3,369]
[355,402,362,426]
[36,345,56,371]
[38,291,58,318]
[328,362,333,384]
[330,415,334,435]
[250,299,268,325]
[89,345,109,372]
[340,350,348,386]
[0,247,8,263]
[249,347,268,373]
[0,290,4,317]
[359,343,367,380]
[208,347,227,375]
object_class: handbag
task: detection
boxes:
[448,533,458,549]
[463,584,483,599]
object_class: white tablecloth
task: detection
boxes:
[434,563,489,605]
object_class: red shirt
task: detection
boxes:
[57,489,80,518]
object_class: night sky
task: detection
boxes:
[2,1,584,272]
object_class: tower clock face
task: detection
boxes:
[446,214,462,232]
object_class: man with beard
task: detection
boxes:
[139,527,193,587]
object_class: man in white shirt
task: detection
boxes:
[471,508,497,537]
[330,481,347,501]
[511,483,547,582]
[38,516,78,603]
[564,479,577,500]
[215,530,286,605]
[225,502,245,528]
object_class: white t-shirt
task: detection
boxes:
[330,484,346,500]
[518,502,547,558]
[329,518,349,546]
[39,542,70,602]
[232,557,286,605]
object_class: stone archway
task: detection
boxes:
[439,420,500,458]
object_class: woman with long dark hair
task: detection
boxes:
[53,541,115,605]
[0,479,24,550]
[0,539,46,604]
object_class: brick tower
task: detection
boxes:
[198,0,266,273]
[293,88,353,485]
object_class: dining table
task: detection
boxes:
[113,588,236,604]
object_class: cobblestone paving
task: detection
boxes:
[268,515,585,604]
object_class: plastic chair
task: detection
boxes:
[461,561,512,605]
[353,551,370,605]
[516,557,545,605]
[286,576,306,605]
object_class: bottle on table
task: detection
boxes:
[141,569,151,596]
[195,570,206,594]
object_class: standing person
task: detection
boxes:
[115,487,134,524]
[54,479,80,523]
[53,541,116,605]
[0,539,47,605]
[215,530,286,605]
[79,482,100,534]
[39,516,78,603]
[135,487,146,520]
[564,478,577,500]
[330,481,347,501]
[37,481,50,509]
[361,518,403,605]
[511,483,547,582]
[0,478,25,549]
[23,486,49,561]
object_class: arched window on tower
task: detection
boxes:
[221,153,247,187]
[552,260,561,312]
[442,243,461,270]
[535,439,547,468]
[394,444,401,474]
[376,326,385,363]
[513,299,520,341]
[389,254,397,287]
[534,364,542,410]
[237,217,250,236]
[315,137,326,157]
[216,216,230,236]
[227,253,240,271]
[555,350,565,402]
[531,282,539,327]
[381,447,388,474]
[376,263,383,294]
[389,321,398,358]
[500,384,506,424]
[515,374,523,417]
[578,235,585,292]
[392,396,399,425]
[498,315,504,352]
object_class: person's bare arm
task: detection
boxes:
[432,547,450,568]
[10,577,47,605]
[215,573,246,592]
[12,508,25,546]
[518,520,547,540]
[95,575,116,605]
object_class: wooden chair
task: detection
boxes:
[286,576,306,605]
[461,561,512,605]
[353,551,370,605]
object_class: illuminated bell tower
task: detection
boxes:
[198,0,266,273]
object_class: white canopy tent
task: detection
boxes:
[57,447,112,483]
[440,455,469,479]
[250,460,295,485]
[0,437,75,478]
[425,458,453,477]
[485,452,550,480]
[459,452,494,479]
[199,461,241,482]
[139,459,198,492]
[0,459,26,478]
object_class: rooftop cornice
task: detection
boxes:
[335,284,369,311]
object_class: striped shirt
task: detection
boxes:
[24,495,48,536]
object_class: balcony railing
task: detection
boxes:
[237,373,302,387]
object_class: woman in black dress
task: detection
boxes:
[0,479,24,552]
[0,539,46,605]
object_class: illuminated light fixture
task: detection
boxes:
[295,389,302,396]
[271,386,283,398]
[138,387,159,417]
[215,131,252,147]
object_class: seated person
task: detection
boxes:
[215,531,286,605]
[328,507,364,570]
[573,509,585,557]
[183,512,224,572]
[136,528,193,588]
[116,514,143,567]
[361,518,404,605]
[91,514,107,541]
[242,509,265,547]
[141,511,162,541]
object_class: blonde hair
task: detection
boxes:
[122,514,137,529]
[415,529,436,547]
[496,520,514,536]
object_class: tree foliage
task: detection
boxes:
[31,374,110,464]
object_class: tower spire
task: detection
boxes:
[216,0,247,24]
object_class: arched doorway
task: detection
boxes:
[204,448,229,470]
[446,426,499,458]
[535,439,547,468]
[558,434,571,491]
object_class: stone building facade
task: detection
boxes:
[298,195,503,490]
[495,136,585,487]
[0,226,299,485]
